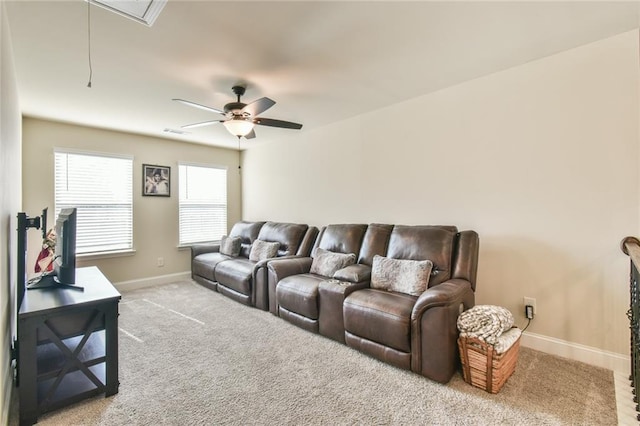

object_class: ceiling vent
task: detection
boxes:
[163,128,189,135]
[88,0,167,27]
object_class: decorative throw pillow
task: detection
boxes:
[370,255,433,296]
[220,235,242,257]
[310,248,357,277]
[249,239,280,262]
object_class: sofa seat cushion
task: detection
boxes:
[214,258,256,296]
[277,274,325,320]
[192,252,233,281]
[343,288,417,353]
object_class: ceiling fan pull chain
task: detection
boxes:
[238,136,242,173]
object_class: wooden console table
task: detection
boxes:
[18,266,121,425]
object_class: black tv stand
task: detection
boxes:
[18,266,120,425]
[26,274,84,291]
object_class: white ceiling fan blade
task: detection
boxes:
[173,98,225,115]
[181,120,224,129]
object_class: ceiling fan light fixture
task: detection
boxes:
[223,118,254,137]
[174,86,302,140]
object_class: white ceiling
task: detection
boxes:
[5,1,640,150]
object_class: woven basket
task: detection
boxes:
[458,335,520,394]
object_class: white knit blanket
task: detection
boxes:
[493,327,522,354]
[457,305,514,345]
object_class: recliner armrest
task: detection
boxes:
[267,257,313,282]
[253,255,311,309]
[333,264,371,283]
[253,254,305,271]
[253,255,313,286]
[409,278,475,383]
[411,279,473,320]
[267,257,314,315]
[190,243,221,259]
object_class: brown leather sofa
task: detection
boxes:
[191,221,318,311]
[268,223,479,383]
[269,224,391,341]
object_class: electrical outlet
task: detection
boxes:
[525,305,534,319]
[157,257,164,267]
[523,296,536,316]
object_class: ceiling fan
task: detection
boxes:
[173,85,303,139]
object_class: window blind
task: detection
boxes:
[54,150,133,254]
[179,163,227,245]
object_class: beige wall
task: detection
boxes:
[22,118,242,283]
[0,1,22,422]
[243,30,640,356]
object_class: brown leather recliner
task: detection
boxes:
[343,225,479,383]
[269,224,394,342]
[191,220,265,291]
[191,221,318,310]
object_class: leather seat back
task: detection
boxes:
[386,225,458,287]
[229,221,265,258]
[297,227,319,256]
[452,230,480,291]
[257,222,309,257]
[357,223,393,266]
[313,224,368,257]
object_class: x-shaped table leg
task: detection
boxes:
[38,309,105,406]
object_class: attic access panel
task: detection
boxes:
[88,0,167,26]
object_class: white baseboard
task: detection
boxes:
[521,331,630,375]
[114,271,191,292]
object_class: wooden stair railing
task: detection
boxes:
[621,236,640,420]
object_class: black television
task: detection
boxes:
[54,208,77,285]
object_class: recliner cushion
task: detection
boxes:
[192,252,232,281]
[257,222,308,256]
[214,258,255,295]
[228,221,265,258]
[343,288,416,353]
[358,223,393,266]
[370,255,433,296]
[333,264,371,283]
[310,248,356,277]
[387,226,456,286]
[315,224,368,256]
[276,274,324,319]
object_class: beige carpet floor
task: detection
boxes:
[10,280,617,425]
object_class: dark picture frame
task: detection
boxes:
[143,164,170,197]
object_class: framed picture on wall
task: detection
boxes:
[143,164,170,197]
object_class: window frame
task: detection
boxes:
[178,162,229,247]
[54,148,134,256]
